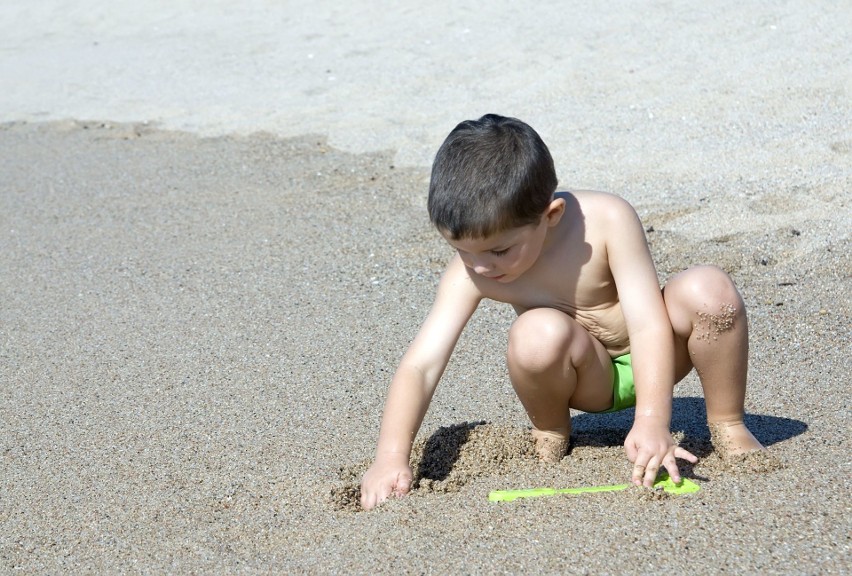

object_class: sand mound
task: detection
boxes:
[412,422,537,492]
[330,422,537,511]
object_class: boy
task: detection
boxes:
[360,114,764,510]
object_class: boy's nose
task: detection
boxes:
[471,259,493,275]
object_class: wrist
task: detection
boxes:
[374,449,411,464]
[633,408,671,426]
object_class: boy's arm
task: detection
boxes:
[604,196,698,487]
[360,255,482,510]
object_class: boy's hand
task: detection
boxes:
[360,455,413,511]
[624,419,698,487]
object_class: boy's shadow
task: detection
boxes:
[572,396,807,460]
[415,421,484,482]
[414,400,806,482]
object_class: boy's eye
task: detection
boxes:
[490,248,510,257]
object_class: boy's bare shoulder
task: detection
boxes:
[563,190,642,238]
[565,189,636,215]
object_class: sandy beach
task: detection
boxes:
[1,1,850,574]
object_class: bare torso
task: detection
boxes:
[466,191,632,357]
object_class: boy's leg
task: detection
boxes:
[507,308,615,462]
[663,265,765,456]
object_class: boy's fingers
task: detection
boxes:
[675,446,698,463]
[360,491,376,511]
[662,446,699,484]
[631,466,642,485]
[662,455,682,483]
[643,459,661,487]
[394,473,412,496]
[631,455,650,485]
[362,481,396,511]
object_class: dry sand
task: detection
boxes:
[1,1,851,575]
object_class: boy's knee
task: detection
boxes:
[668,265,743,309]
[508,309,575,374]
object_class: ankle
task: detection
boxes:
[531,428,569,462]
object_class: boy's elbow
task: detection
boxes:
[394,361,440,393]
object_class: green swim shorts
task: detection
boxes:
[595,354,636,413]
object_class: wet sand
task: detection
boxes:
[1,1,851,574]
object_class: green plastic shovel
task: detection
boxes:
[488,474,700,502]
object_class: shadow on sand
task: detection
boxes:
[413,399,806,482]
[571,396,807,455]
[415,421,485,482]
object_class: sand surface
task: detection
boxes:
[1,2,850,574]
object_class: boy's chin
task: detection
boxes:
[498,275,516,283]
[491,273,519,283]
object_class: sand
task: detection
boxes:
[1,2,850,574]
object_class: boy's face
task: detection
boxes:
[441,202,562,283]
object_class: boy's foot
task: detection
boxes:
[708,420,765,458]
[531,429,569,462]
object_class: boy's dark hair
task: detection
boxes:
[427,114,558,239]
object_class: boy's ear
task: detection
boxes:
[544,197,566,226]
